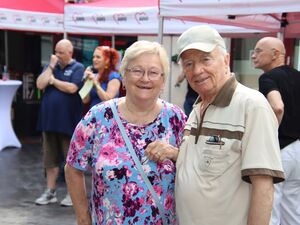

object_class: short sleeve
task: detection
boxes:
[66,109,96,171]
[241,97,285,183]
[258,73,278,97]
[71,63,85,88]
[108,71,122,82]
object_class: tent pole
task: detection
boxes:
[158,16,164,44]
[4,31,9,68]
[168,35,173,102]
[112,35,115,48]
[63,31,68,39]
[277,30,284,41]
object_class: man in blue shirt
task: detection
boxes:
[35,39,84,206]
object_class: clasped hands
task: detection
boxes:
[48,55,58,85]
[145,140,178,162]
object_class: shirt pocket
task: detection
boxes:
[199,144,230,176]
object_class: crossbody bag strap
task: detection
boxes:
[109,100,168,225]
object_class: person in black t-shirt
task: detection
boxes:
[252,37,300,225]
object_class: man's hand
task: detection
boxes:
[49,54,58,69]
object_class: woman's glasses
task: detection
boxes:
[126,67,163,81]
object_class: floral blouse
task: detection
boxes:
[67,98,186,225]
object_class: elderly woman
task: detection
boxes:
[83,46,122,108]
[65,40,186,225]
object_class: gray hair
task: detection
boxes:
[218,45,227,55]
[119,40,170,79]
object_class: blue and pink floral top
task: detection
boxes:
[67,98,186,225]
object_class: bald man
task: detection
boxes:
[35,39,85,207]
[252,37,300,225]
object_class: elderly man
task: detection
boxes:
[175,25,285,225]
[35,39,84,206]
[253,37,300,225]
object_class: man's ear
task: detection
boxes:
[224,53,230,66]
[271,48,280,59]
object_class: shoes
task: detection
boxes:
[60,193,73,207]
[35,189,58,205]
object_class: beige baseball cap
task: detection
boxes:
[176,25,226,61]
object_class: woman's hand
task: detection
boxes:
[84,68,96,81]
[145,140,179,162]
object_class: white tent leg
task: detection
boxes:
[112,35,115,49]
[168,36,173,102]
[277,31,283,41]
[158,16,164,44]
[4,31,9,68]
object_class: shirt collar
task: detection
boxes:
[194,74,238,108]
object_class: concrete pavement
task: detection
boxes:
[0,143,76,225]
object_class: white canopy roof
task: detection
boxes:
[159,0,300,37]
[0,0,64,33]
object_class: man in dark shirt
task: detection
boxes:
[175,72,198,116]
[252,37,300,225]
[35,39,84,207]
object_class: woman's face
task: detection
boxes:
[92,48,107,70]
[123,53,165,101]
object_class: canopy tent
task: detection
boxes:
[64,0,267,35]
[1,0,299,36]
[159,0,300,38]
[64,0,158,35]
[0,0,64,33]
[0,0,269,35]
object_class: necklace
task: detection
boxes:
[123,99,159,125]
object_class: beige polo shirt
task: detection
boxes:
[175,76,284,225]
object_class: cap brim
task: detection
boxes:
[177,42,217,62]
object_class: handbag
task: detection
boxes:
[109,100,168,225]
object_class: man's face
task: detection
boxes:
[181,47,229,98]
[55,43,72,66]
[251,41,275,71]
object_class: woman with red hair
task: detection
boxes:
[83,46,122,108]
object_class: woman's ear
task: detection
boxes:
[161,76,166,91]
[104,58,110,69]
[122,75,127,87]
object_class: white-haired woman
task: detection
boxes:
[65,40,186,225]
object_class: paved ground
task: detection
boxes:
[0,142,78,225]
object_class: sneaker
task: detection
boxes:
[60,193,72,207]
[35,189,57,205]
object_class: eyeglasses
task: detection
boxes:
[252,48,284,56]
[251,49,263,55]
[126,67,163,80]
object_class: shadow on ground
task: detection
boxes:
[0,143,77,225]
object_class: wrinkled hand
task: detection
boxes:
[145,140,178,162]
